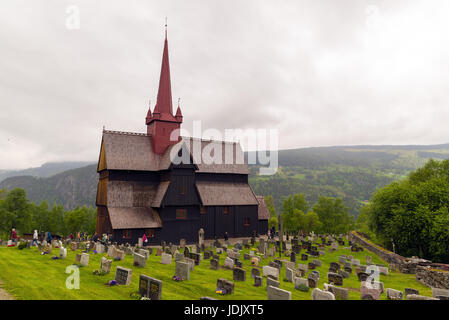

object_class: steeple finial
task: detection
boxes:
[165,17,168,39]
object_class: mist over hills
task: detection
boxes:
[1,144,449,214]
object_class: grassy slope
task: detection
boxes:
[0,240,432,300]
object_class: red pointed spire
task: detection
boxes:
[153,27,173,116]
[175,98,182,119]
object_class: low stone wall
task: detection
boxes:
[348,231,406,266]
[416,266,449,290]
[349,231,449,289]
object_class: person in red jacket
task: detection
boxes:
[11,228,18,244]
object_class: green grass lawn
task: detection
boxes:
[0,241,432,300]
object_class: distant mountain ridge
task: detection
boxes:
[0,161,96,183]
[1,143,448,213]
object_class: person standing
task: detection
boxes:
[32,230,39,246]
[142,233,148,247]
[224,232,229,242]
[11,228,18,245]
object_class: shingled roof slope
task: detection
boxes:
[256,195,270,220]
[108,207,162,229]
[100,130,249,174]
[195,181,258,206]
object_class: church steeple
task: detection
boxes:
[153,28,173,116]
[146,24,182,154]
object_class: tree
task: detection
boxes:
[313,196,353,234]
[303,211,322,233]
[281,194,310,234]
[264,195,277,217]
[364,159,449,262]
[1,188,32,235]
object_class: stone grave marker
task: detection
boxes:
[101,257,112,274]
[134,253,146,267]
[175,261,190,280]
[80,253,89,266]
[312,288,335,300]
[267,286,291,300]
[233,267,246,281]
[115,266,132,285]
[327,272,343,286]
[160,253,172,265]
[210,258,219,270]
[266,277,280,289]
[216,278,234,295]
[386,288,403,300]
[263,266,279,279]
[139,275,162,300]
[254,276,263,287]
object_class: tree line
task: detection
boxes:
[356,159,449,263]
[0,188,96,240]
[265,194,355,235]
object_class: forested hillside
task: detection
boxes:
[1,144,448,214]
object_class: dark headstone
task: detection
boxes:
[139,275,162,300]
[233,267,246,281]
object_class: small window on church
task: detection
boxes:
[123,230,132,239]
[200,206,206,215]
[223,206,229,215]
[244,217,250,226]
[147,229,155,238]
[176,209,187,219]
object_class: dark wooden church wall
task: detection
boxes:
[200,207,215,239]
[114,228,162,245]
[233,205,258,237]
[258,219,268,236]
[195,172,248,183]
[159,206,201,244]
[163,167,200,206]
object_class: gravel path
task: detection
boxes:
[0,280,14,300]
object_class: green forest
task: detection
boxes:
[0,188,96,240]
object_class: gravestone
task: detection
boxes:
[80,253,89,266]
[233,267,246,281]
[71,242,78,251]
[139,275,162,300]
[262,266,279,279]
[59,247,67,259]
[308,262,316,270]
[114,249,125,261]
[115,266,132,285]
[251,268,261,278]
[133,253,146,267]
[357,272,370,282]
[312,259,322,267]
[204,251,211,260]
[294,277,309,289]
[179,238,186,249]
[175,252,185,262]
[386,288,403,300]
[224,257,234,269]
[175,261,190,280]
[338,269,350,279]
[312,288,335,300]
[266,277,280,289]
[185,258,195,271]
[324,284,349,300]
[216,278,234,295]
[267,286,291,300]
[254,276,263,287]
[360,284,381,300]
[330,262,340,271]
[210,259,219,270]
[285,268,294,282]
[101,257,112,274]
[160,253,172,265]
[307,273,318,288]
[301,254,308,261]
[290,252,296,263]
[327,272,343,286]
[432,287,449,299]
[405,288,419,296]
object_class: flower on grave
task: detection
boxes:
[51,256,59,260]
[108,280,117,286]
[93,250,97,254]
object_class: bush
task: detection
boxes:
[17,241,27,250]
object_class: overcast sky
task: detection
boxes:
[1,0,449,169]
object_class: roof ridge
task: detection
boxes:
[104,130,150,137]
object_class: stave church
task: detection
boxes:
[95,30,269,244]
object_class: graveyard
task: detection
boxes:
[0,234,436,300]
